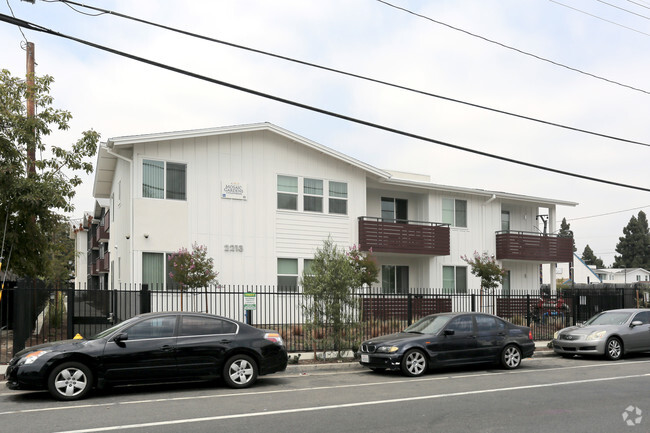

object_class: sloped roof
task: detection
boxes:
[93,122,578,207]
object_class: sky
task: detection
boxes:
[1,0,650,267]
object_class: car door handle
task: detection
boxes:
[220,339,232,344]
[161,345,175,352]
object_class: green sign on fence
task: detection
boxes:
[243,292,256,311]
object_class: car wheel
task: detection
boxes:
[401,349,428,377]
[223,354,258,388]
[47,362,93,401]
[501,344,522,369]
[605,337,623,361]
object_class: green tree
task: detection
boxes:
[461,251,506,292]
[613,211,650,269]
[0,69,99,277]
[167,243,219,311]
[346,244,379,287]
[301,238,359,359]
[581,244,604,269]
[558,217,576,252]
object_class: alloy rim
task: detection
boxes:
[608,340,621,359]
[229,359,254,384]
[54,368,88,397]
[505,347,521,368]
[406,352,425,375]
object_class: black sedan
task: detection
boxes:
[5,312,288,400]
[359,312,535,376]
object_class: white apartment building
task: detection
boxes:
[81,122,577,294]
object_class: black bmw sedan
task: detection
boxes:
[6,312,288,400]
[359,312,535,376]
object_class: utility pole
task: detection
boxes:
[26,41,36,175]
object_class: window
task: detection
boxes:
[277,175,298,210]
[304,178,323,212]
[501,211,510,231]
[304,259,314,275]
[179,316,237,336]
[442,198,467,228]
[329,181,348,215]
[143,159,186,200]
[502,270,511,296]
[126,316,176,340]
[476,315,506,332]
[632,311,650,325]
[278,258,298,292]
[445,316,474,334]
[382,265,409,294]
[381,197,407,222]
[443,266,467,294]
[142,252,175,290]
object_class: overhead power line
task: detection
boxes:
[378,0,650,95]
[565,205,650,221]
[550,0,650,37]
[2,13,650,194]
[38,0,650,148]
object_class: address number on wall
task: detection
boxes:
[224,244,243,252]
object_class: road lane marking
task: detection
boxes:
[53,372,650,433]
[3,359,650,416]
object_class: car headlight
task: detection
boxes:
[22,350,49,365]
[553,331,559,340]
[376,346,399,353]
[586,330,607,341]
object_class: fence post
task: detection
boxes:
[67,285,75,339]
[621,288,625,309]
[471,293,476,312]
[526,294,531,327]
[407,292,413,326]
[140,284,151,314]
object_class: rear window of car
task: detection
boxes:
[179,316,237,336]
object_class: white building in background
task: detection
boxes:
[594,268,650,284]
[79,122,577,293]
[542,253,602,285]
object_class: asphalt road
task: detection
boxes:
[2,355,650,433]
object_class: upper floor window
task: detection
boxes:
[501,211,510,231]
[278,175,298,210]
[329,181,348,215]
[277,175,347,214]
[381,197,407,222]
[442,198,467,228]
[304,178,323,212]
[143,159,186,200]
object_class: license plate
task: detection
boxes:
[361,354,369,363]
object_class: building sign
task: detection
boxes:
[243,292,256,311]
[221,181,247,200]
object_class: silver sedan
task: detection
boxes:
[552,308,650,360]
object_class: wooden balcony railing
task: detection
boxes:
[359,217,450,255]
[496,231,574,263]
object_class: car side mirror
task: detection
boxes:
[443,329,455,336]
[113,332,128,343]
[630,320,643,328]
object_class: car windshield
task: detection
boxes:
[86,316,141,340]
[404,315,452,335]
[585,312,632,326]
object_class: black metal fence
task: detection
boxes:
[1,282,648,362]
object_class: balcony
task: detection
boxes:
[358,217,450,255]
[100,251,110,273]
[496,231,574,263]
[97,223,109,243]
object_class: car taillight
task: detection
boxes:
[264,332,284,345]
[528,330,533,340]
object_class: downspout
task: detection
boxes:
[485,194,497,204]
[106,146,134,288]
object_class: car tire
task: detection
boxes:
[400,349,428,377]
[501,344,522,369]
[605,337,623,361]
[47,361,93,401]
[223,354,258,388]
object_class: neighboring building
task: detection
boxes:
[73,201,110,290]
[593,268,650,284]
[542,253,602,285]
[80,122,577,293]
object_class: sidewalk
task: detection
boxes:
[0,341,555,382]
